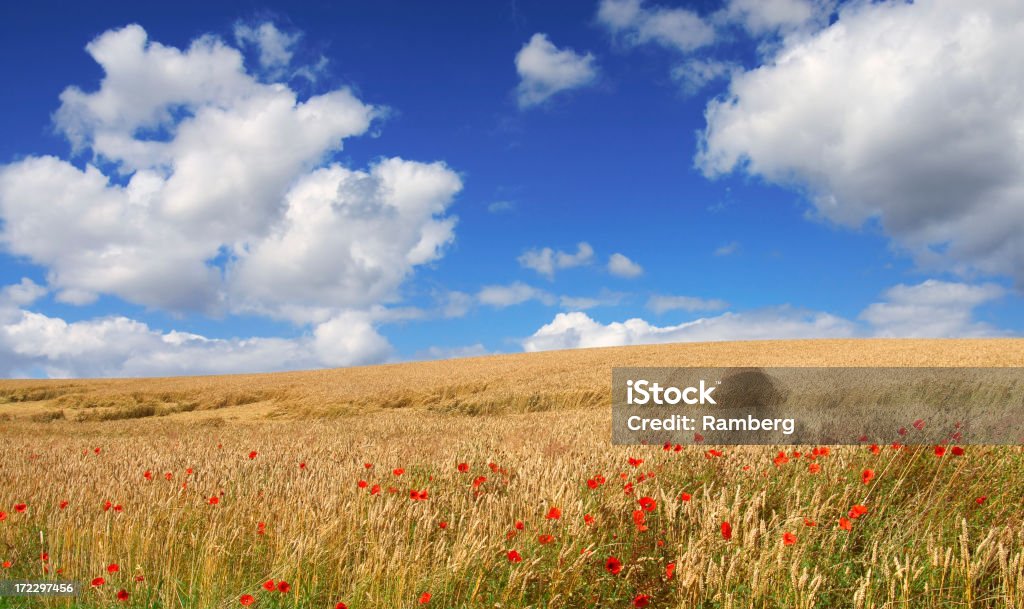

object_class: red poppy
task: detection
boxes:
[107,563,120,573]
[627,457,643,467]
[0,511,7,521]
[91,577,105,587]
[666,561,676,580]
[804,518,817,527]
[1,561,10,568]
[257,522,266,535]
[472,476,487,489]
[248,451,258,460]
[488,462,500,472]
[783,532,797,546]
[393,468,405,476]
[869,444,880,455]
[934,445,946,457]
[439,521,448,529]
[186,468,194,475]
[839,516,852,531]
[773,451,790,466]
[515,520,524,530]
[633,593,651,608]
[952,446,965,456]
[116,589,129,602]
[240,594,255,606]
[586,479,599,489]
[546,507,561,520]
[277,581,290,593]
[862,469,875,485]
[357,480,368,489]
[94,447,101,454]
[41,552,48,562]
[584,513,595,526]
[507,550,522,563]
[419,592,431,604]
[143,470,153,481]
[299,462,307,470]
[209,496,219,505]
[13,504,26,513]
[369,484,381,495]
[113,504,123,513]
[721,521,732,540]
[632,510,647,531]
[410,489,428,501]
[848,504,868,519]
[638,496,656,512]
[134,575,144,582]
[538,534,554,544]
[262,580,275,591]
[680,492,692,502]
[976,496,987,505]
[912,419,926,430]
[165,473,173,481]
[808,463,821,474]
[605,556,623,575]
[336,604,348,609]
[457,462,469,473]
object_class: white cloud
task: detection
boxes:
[487,200,514,213]
[0,25,461,326]
[518,242,594,279]
[234,21,299,72]
[477,282,555,308]
[597,0,715,53]
[522,308,854,351]
[607,253,644,278]
[0,308,391,379]
[698,0,1024,285]
[515,33,598,108]
[647,295,729,314]
[860,279,1007,338]
[1,278,47,307]
[523,279,1012,352]
[229,158,461,323]
[722,0,834,35]
[671,59,736,95]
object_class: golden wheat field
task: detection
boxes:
[1,338,1024,609]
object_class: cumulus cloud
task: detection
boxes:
[0,25,460,324]
[607,253,644,278]
[523,307,854,351]
[0,306,391,379]
[1,278,47,307]
[234,21,299,72]
[860,279,1007,338]
[721,0,834,35]
[523,279,1012,352]
[671,59,736,95]
[646,295,729,314]
[477,282,555,308]
[597,0,715,53]
[515,33,598,108]
[698,0,1024,285]
[518,242,594,279]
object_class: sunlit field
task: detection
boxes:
[2,339,1023,608]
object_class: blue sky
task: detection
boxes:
[0,0,1021,377]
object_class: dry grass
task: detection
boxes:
[1,338,1023,608]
